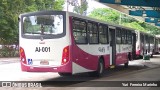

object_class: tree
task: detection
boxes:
[140,22,160,35]
[0,0,22,45]
[73,0,88,15]
[52,0,65,10]
[89,8,160,35]
[34,0,65,11]
[120,14,137,24]
[0,0,65,45]
[89,8,120,24]
[122,22,147,32]
[0,0,65,57]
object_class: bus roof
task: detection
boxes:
[136,30,155,37]
[20,10,137,32]
[67,11,135,32]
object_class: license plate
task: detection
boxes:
[40,60,49,65]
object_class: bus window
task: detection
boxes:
[23,15,63,35]
[150,36,154,44]
[88,22,98,44]
[129,31,132,44]
[140,33,144,43]
[127,31,132,44]
[99,25,108,44]
[73,20,87,44]
[116,28,121,44]
[135,31,138,42]
[121,29,126,44]
[145,35,149,44]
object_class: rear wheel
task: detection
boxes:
[58,73,72,76]
[124,53,130,68]
[151,50,154,58]
[89,58,104,77]
[124,62,128,68]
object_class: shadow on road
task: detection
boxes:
[38,64,148,87]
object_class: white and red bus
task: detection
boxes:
[136,31,155,58]
[19,11,136,76]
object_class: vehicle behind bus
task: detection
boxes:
[136,31,156,58]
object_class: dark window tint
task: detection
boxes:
[88,22,98,44]
[116,28,121,44]
[73,19,87,44]
[121,29,126,44]
[127,30,132,44]
[99,25,108,44]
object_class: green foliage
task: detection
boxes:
[0,0,65,57]
[121,14,137,23]
[53,0,65,10]
[139,22,160,35]
[89,8,160,35]
[89,8,120,24]
[0,0,65,45]
[122,22,146,32]
[73,0,88,15]
[0,0,19,45]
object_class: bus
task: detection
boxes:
[155,36,160,54]
[136,31,155,58]
[19,11,136,76]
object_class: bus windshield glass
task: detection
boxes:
[23,15,63,35]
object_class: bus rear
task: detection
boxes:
[19,11,72,73]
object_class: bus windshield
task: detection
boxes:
[23,15,63,35]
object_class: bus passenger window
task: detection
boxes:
[88,23,98,44]
[116,28,121,44]
[128,31,132,44]
[73,20,87,44]
[99,25,108,44]
[121,29,126,44]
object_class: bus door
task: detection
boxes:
[148,36,151,53]
[132,32,136,60]
[109,27,116,67]
[142,34,145,55]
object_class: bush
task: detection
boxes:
[0,45,19,57]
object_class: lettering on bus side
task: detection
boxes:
[35,47,50,52]
[98,47,105,53]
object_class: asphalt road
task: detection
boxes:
[0,56,160,90]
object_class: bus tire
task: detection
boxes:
[58,73,72,77]
[89,58,104,77]
[151,50,154,58]
[150,53,153,58]
[128,52,131,61]
[124,62,128,68]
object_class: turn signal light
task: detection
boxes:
[61,46,70,65]
[20,47,27,64]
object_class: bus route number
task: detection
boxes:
[35,47,50,52]
[98,47,105,53]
